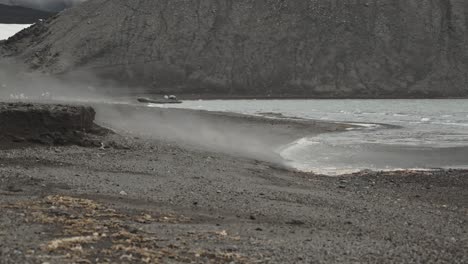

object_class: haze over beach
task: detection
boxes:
[0,1,467,263]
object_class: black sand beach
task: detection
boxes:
[0,102,467,263]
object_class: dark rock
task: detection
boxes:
[6,185,22,192]
[11,136,25,143]
[0,103,108,147]
[286,220,306,226]
[47,208,71,217]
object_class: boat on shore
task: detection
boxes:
[137,97,182,104]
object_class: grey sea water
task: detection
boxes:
[161,99,468,175]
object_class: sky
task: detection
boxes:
[0,0,86,11]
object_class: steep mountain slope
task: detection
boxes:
[0,3,53,24]
[2,0,468,98]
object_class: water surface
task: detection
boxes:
[164,99,468,175]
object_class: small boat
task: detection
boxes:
[137,97,182,104]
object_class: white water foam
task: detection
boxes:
[277,135,450,176]
[277,137,360,175]
[147,103,167,108]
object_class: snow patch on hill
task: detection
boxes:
[0,23,31,40]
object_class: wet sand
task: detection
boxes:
[0,103,467,263]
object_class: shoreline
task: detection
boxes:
[91,102,354,167]
[132,93,468,101]
[0,102,467,263]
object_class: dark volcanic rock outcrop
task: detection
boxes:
[2,0,468,98]
[0,102,106,146]
[0,4,53,24]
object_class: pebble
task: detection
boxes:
[286,219,306,225]
[119,191,128,196]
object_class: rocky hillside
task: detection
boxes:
[1,0,468,98]
[0,3,53,23]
